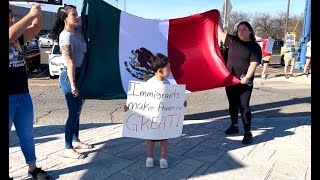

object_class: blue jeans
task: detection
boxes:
[59,69,84,149]
[9,93,36,164]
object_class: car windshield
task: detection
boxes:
[53,45,61,54]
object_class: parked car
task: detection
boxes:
[272,39,284,54]
[257,38,285,66]
[25,38,41,74]
[38,34,54,47]
[45,43,64,78]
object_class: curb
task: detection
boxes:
[28,78,59,87]
[254,75,311,86]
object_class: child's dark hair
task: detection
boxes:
[49,4,77,41]
[150,53,170,72]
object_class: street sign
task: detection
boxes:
[221,0,232,19]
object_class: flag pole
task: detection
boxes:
[296,0,311,67]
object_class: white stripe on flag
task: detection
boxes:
[119,12,177,93]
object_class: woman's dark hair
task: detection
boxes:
[49,4,76,41]
[236,21,256,41]
[150,53,170,72]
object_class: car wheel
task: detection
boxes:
[50,75,59,79]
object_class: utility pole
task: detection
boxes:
[284,0,290,43]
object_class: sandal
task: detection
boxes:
[63,149,85,159]
[72,142,94,149]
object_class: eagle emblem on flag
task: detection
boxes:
[124,47,155,81]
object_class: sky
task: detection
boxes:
[12,0,306,19]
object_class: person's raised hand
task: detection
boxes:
[28,5,42,18]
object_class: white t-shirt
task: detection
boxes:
[306,40,311,58]
[146,76,170,85]
[59,30,87,68]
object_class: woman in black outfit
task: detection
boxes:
[218,19,262,144]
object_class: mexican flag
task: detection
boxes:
[78,0,240,99]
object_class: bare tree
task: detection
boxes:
[225,11,251,34]
[223,10,303,42]
[270,12,287,39]
[252,13,275,39]
[288,13,304,40]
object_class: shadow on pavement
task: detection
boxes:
[9,97,311,179]
[185,97,311,120]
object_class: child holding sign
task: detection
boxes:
[124,53,187,169]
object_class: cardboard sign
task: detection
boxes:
[285,33,295,46]
[122,81,186,140]
[9,0,63,6]
[265,37,275,54]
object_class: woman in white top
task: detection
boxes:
[50,4,93,159]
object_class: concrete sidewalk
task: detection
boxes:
[253,73,311,90]
[9,116,311,180]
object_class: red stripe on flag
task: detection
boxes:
[168,9,240,92]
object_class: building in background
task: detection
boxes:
[9,5,57,36]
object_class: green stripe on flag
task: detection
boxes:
[79,0,126,99]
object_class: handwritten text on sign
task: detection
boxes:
[286,33,295,46]
[122,81,186,140]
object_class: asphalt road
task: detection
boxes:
[30,81,311,125]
